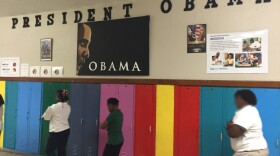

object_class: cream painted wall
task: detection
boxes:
[0,0,278,80]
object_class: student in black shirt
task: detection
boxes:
[0,94,4,135]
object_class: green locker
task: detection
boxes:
[40,82,70,155]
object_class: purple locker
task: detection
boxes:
[98,84,135,156]
[98,84,118,156]
[118,85,135,156]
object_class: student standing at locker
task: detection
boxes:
[0,94,4,135]
[42,89,71,156]
[101,98,124,156]
[226,90,268,156]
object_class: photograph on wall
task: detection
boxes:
[207,30,268,73]
[30,66,40,77]
[52,66,63,77]
[40,38,52,61]
[187,24,207,53]
[0,57,20,77]
[20,64,29,77]
[76,16,150,76]
[40,66,52,77]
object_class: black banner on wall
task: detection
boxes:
[76,16,150,76]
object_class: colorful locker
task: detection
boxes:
[98,84,118,156]
[4,81,18,150]
[40,82,70,155]
[156,85,174,156]
[68,83,100,156]
[0,81,6,147]
[16,82,42,154]
[134,85,156,156]
[98,84,135,156]
[253,88,280,156]
[118,84,135,156]
[174,86,200,156]
[200,87,223,156]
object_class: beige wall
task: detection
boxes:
[0,0,278,80]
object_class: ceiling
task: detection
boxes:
[0,0,127,18]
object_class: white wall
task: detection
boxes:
[0,0,278,80]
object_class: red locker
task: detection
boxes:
[174,86,200,156]
[134,85,156,156]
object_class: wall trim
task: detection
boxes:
[0,77,279,88]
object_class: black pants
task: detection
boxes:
[46,129,70,156]
[103,142,123,156]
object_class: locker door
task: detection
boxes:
[83,84,101,156]
[174,86,200,156]
[16,82,30,152]
[98,84,118,156]
[253,88,280,156]
[28,82,42,154]
[41,82,70,155]
[200,87,223,156]
[4,81,18,149]
[134,85,156,156]
[0,81,6,147]
[68,83,85,156]
[223,88,245,156]
[118,84,135,156]
[156,85,174,156]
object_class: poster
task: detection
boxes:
[30,66,40,77]
[77,16,150,76]
[40,38,52,61]
[0,57,20,77]
[187,24,207,53]
[40,66,52,77]
[52,67,64,77]
[207,30,268,73]
[20,64,29,77]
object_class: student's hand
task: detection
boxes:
[227,120,233,127]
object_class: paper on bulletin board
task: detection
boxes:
[52,66,64,77]
[20,64,29,77]
[207,30,268,73]
[40,66,52,77]
[0,57,20,77]
[29,66,40,77]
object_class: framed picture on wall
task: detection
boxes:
[40,38,53,61]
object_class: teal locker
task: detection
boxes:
[4,81,18,150]
[16,82,42,154]
[200,87,224,156]
[253,88,280,155]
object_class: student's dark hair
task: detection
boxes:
[234,89,257,106]
[107,98,119,106]
[57,89,69,102]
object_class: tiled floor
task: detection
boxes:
[0,149,35,156]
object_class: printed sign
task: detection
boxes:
[0,57,20,77]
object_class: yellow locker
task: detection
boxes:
[0,81,5,147]
[156,85,174,156]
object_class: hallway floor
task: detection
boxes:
[0,149,36,156]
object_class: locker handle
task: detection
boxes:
[80,118,84,125]
[130,123,133,131]
[96,120,99,127]
[149,125,152,133]
[220,133,223,142]
[276,139,279,148]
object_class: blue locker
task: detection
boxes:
[223,88,246,156]
[68,83,85,156]
[68,83,101,156]
[253,88,280,156]
[4,81,18,150]
[28,82,42,153]
[16,82,30,152]
[16,82,42,154]
[200,87,224,156]
[83,84,100,156]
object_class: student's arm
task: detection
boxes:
[100,120,109,129]
[226,123,246,138]
[42,106,53,121]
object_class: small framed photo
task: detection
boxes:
[40,66,52,77]
[30,66,41,77]
[40,38,53,61]
[52,66,64,77]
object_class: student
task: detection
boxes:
[0,94,4,134]
[101,98,124,156]
[42,89,71,156]
[226,90,268,156]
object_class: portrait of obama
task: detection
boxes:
[77,23,92,75]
